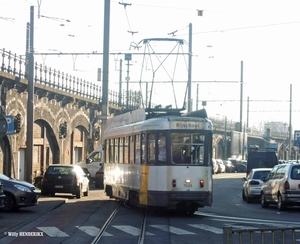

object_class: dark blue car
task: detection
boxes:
[0,173,40,211]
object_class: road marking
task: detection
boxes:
[37,227,69,237]
[113,225,154,236]
[188,224,223,234]
[150,225,195,235]
[76,226,112,236]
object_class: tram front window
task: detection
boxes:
[171,133,205,165]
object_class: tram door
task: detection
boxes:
[18,149,26,180]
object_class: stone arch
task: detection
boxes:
[69,113,91,164]
[33,119,59,176]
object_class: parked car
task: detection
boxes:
[0,173,40,211]
[236,160,247,173]
[216,159,226,173]
[41,165,89,199]
[242,168,272,203]
[224,160,235,173]
[0,181,5,209]
[212,158,219,174]
[260,163,300,211]
[95,169,104,189]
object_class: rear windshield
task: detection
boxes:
[46,167,74,175]
[291,166,300,180]
[253,171,270,179]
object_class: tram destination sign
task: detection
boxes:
[171,121,205,129]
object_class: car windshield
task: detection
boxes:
[171,133,205,165]
[253,171,270,179]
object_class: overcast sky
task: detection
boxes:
[1,0,300,130]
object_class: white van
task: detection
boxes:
[77,145,104,178]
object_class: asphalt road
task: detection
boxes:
[1,174,300,244]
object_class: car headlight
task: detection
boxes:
[14,184,31,192]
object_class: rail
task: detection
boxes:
[223,226,300,244]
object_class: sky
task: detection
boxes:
[1,0,300,132]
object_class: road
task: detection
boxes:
[0,174,300,244]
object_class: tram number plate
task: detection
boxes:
[184,184,192,188]
[55,185,63,188]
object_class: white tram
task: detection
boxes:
[103,108,213,214]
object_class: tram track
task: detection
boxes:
[91,201,148,244]
[91,202,122,243]
[137,212,147,244]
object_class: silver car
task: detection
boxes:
[260,163,300,211]
[242,168,272,203]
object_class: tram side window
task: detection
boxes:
[124,136,129,164]
[158,133,166,162]
[114,138,119,163]
[105,141,109,163]
[120,137,124,164]
[109,139,114,163]
[135,134,141,164]
[147,133,155,163]
[129,135,135,164]
[141,133,146,164]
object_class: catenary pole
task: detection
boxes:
[26,6,34,183]
[101,0,110,145]
[187,23,192,112]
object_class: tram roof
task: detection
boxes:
[104,108,212,137]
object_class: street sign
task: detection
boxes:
[0,114,8,139]
[294,130,300,147]
[5,115,14,135]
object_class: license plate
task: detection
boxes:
[55,185,63,188]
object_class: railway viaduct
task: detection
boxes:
[0,48,140,181]
[0,48,290,183]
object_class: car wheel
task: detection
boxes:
[242,190,246,201]
[76,185,82,199]
[261,192,269,208]
[246,194,252,204]
[83,185,89,196]
[3,193,17,212]
[277,194,286,211]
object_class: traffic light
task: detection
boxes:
[14,114,21,133]
[93,127,100,141]
[59,122,67,139]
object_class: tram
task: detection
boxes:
[103,108,213,214]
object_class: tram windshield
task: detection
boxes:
[171,133,205,165]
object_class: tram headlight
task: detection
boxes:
[200,179,204,187]
[185,179,191,184]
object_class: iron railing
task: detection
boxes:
[0,48,140,110]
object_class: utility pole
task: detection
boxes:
[125,54,132,109]
[240,60,243,133]
[240,61,244,158]
[224,116,227,160]
[26,6,34,183]
[101,0,110,145]
[118,59,123,107]
[187,23,192,112]
[288,84,292,159]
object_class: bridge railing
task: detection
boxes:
[1,48,141,110]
